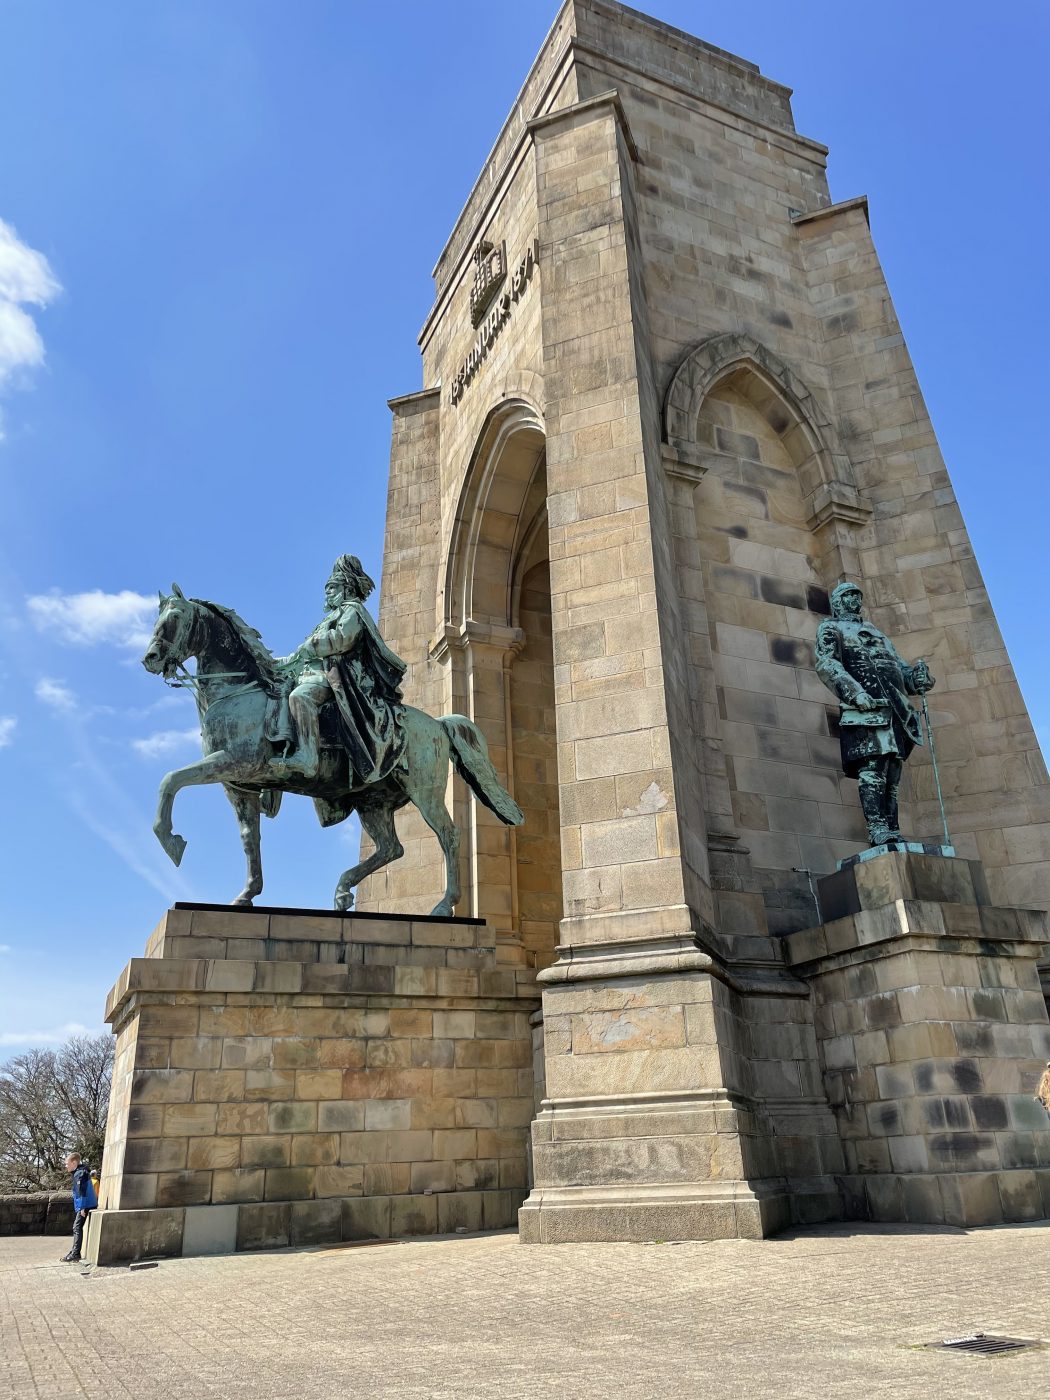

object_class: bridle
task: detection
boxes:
[156,598,259,705]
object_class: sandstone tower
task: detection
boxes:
[357,0,1050,1237]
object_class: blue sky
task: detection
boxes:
[0,1,1045,1052]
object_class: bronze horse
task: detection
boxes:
[141,587,523,912]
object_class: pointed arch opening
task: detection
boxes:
[441,400,562,966]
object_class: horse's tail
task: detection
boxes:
[441,715,524,826]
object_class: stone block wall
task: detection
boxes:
[91,905,538,1261]
[0,1192,70,1236]
[785,852,1050,1226]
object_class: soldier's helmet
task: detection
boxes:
[829,580,863,618]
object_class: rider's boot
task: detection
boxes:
[273,702,321,779]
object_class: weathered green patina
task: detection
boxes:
[814,581,936,847]
[141,557,524,912]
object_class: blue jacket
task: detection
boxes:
[72,1163,97,1212]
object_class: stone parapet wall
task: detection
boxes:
[91,906,539,1263]
[0,1192,70,1236]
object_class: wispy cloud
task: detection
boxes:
[131,727,200,759]
[0,1020,101,1048]
[0,217,61,439]
[0,715,15,747]
[0,944,11,954]
[35,675,76,711]
[27,589,156,649]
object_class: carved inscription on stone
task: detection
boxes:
[469,240,507,327]
[449,239,538,405]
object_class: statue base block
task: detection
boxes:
[837,840,955,872]
[88,903,539,1265]
[785,851,1050,1227]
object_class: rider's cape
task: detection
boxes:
[326,602,407,788]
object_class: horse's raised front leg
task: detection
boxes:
[414,786,461,918]
[153,751,241,865]
[333,802,402,911]
[224,786,263,906]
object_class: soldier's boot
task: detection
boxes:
[884,758,903,840]
[274,700,322,779]
[858,764,891,846]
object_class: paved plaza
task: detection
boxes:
[2,1223,1048,1399]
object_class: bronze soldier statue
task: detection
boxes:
[815,581,935,847]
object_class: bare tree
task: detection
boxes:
[0,1034,113,1193]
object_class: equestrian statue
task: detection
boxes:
[141,555,523,912]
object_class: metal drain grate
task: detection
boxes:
[926,1333,1044,1357]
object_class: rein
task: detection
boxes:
[165,664,265,705]
[159,599,284,709]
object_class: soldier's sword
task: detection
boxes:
[920,691,951,847]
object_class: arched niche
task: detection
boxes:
[661,335,874,930]
[438,398,562,966]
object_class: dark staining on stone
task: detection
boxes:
[969,1095,1009,1131]
[767,407,791,435]
[942,1097,971,1129]
[806,584,831,616]
[766,309,792,329]
[921,1098,947,1129]
[951,1059,983,1094]
[825,310,859,337]
[759,577,806,610]
[913,1063,934,1093]
[865,992,900,1030]
[872,1104,900,1132]
[970,989,1008,1021]
[724,481,769,516]
[711,565,759,599]
[953,1023,994,1055]
[928,1132,993,1166]
[726,524,748,539]
[715,426,761,459]
[826,708,842,739]
[770,635,814,668]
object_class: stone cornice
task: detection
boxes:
[387,388,440,413]
[429,620,526,665]
[526,88,639,162]
[806,480,873,532]
[791,195,870,229]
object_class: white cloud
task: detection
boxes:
[0,217,60,435]
[0,715,15,747]
[0,1020,99,1048]
[35,676,76,711]
[0,944,11,954]
[131,727,200,759]
[27,588,157,649]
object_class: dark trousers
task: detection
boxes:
[70,1208,89,1258]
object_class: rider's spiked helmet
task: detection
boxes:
[329,554,376,601]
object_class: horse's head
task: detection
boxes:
[142,584,197,680]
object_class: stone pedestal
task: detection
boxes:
[89,903,538,1264]
[784,852,1050,1226]
[518,931,845,1244]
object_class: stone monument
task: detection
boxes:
[91,0,1050,1259]
[87,564,536,1263]
[355,0,1050,1239]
